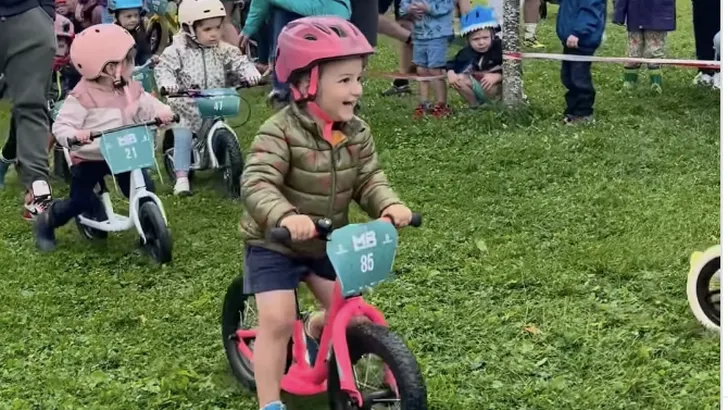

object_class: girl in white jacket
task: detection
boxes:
[155,0,261,195]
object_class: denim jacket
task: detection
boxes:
[401,0,455,40]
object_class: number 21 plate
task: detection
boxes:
[326,220,399,297]
[98,125,156,174]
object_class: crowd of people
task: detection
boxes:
[0,0,721,408]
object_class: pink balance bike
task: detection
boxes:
[221,215,428,409]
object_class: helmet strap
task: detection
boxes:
[301,66,335,143]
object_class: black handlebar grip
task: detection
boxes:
[268,227,292,244]
[410,213,422,228]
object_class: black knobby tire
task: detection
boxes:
[694,256,720,328]
[139,201,173,264]
[221,275,258,390]
[75,193,108,240]
[212,129,244,199]
[148,22,163,55]
[221,275,294,391]
[328,323,428,410]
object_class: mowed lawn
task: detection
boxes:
[0,0,719,408]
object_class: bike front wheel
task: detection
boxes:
[687,245,720,331]
[328,323,428,410]
[139,201,173,264]
[212,129,244,199]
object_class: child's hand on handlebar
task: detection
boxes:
[381,204,413,228]
[156,106,176,125]
[74,129,92,144]
[280,214,317,241]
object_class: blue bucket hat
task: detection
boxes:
[459,5,499,36]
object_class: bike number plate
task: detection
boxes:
[326,220,399,298]
[145,0,169,16]
[132,67,155,94]
[194,88,240,118]
[99,125,156,174]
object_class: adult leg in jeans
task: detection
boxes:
[269,7,302,103]
[0,6,56,218]
[564,48,595,119]
[171,128,193,196]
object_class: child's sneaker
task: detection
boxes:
[432,102,452,118]
[563,114,594,125]
[413,102,432,119]
[693,72,714,87]
[173,177,191,196]
[24,180,53,221]
[0,155,13,189]
[260,401,286,410]
[381,83,412,96]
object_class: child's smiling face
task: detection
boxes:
[468,28,493,53]
[313,57,365,123]
[116,8,141,30]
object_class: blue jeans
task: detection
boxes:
[270,7,302,96]
[172,128,193,173]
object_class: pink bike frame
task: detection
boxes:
[234,280,398,407]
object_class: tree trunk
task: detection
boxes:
[502,0,525,107]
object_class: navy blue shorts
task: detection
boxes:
[243,245,337,295]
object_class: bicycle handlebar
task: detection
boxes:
[66,115,179,146]
[267,213,422,245]
[159,84,252,98]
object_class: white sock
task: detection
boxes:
[524,23,537,39]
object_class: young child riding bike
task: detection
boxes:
[239,16,414,410]
[0,13,82,188]
[154,0,262,196]
[34,24,176,252]
[108,0,154,66]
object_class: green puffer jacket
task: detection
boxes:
[240,103,402,257]
[241,0,351,38]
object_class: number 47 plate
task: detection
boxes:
[326,220,399,297]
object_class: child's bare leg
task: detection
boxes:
[253,290,297,407]
[416,66,430,102]
[431,69,447,104]
[399,20,414,74]
[456,76,479,106]
[304,274,336,338]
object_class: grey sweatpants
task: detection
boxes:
[0,7,55,188]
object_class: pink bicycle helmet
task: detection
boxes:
[275,16,374,99]
[54,14,75,39]
[70,24,135,80]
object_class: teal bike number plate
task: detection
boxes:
[194,88,240,118]
[132,66,155,93]
[99,125,155,175]
[145,0,168,16]
[326,220,399,297]
[50,100,65,121]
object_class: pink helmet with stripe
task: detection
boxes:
[274,16,374,100]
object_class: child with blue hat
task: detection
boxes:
[445,5,503,107]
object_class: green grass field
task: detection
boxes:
[0,1,720,408]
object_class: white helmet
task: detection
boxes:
[178,0,226,37]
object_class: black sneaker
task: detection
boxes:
[34,205,57,252]
[380,84,412,96]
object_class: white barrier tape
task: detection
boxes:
[504,52,721,70]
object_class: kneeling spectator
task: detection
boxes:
[446,5,502,107]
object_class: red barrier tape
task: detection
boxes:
[504,52,721,70]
